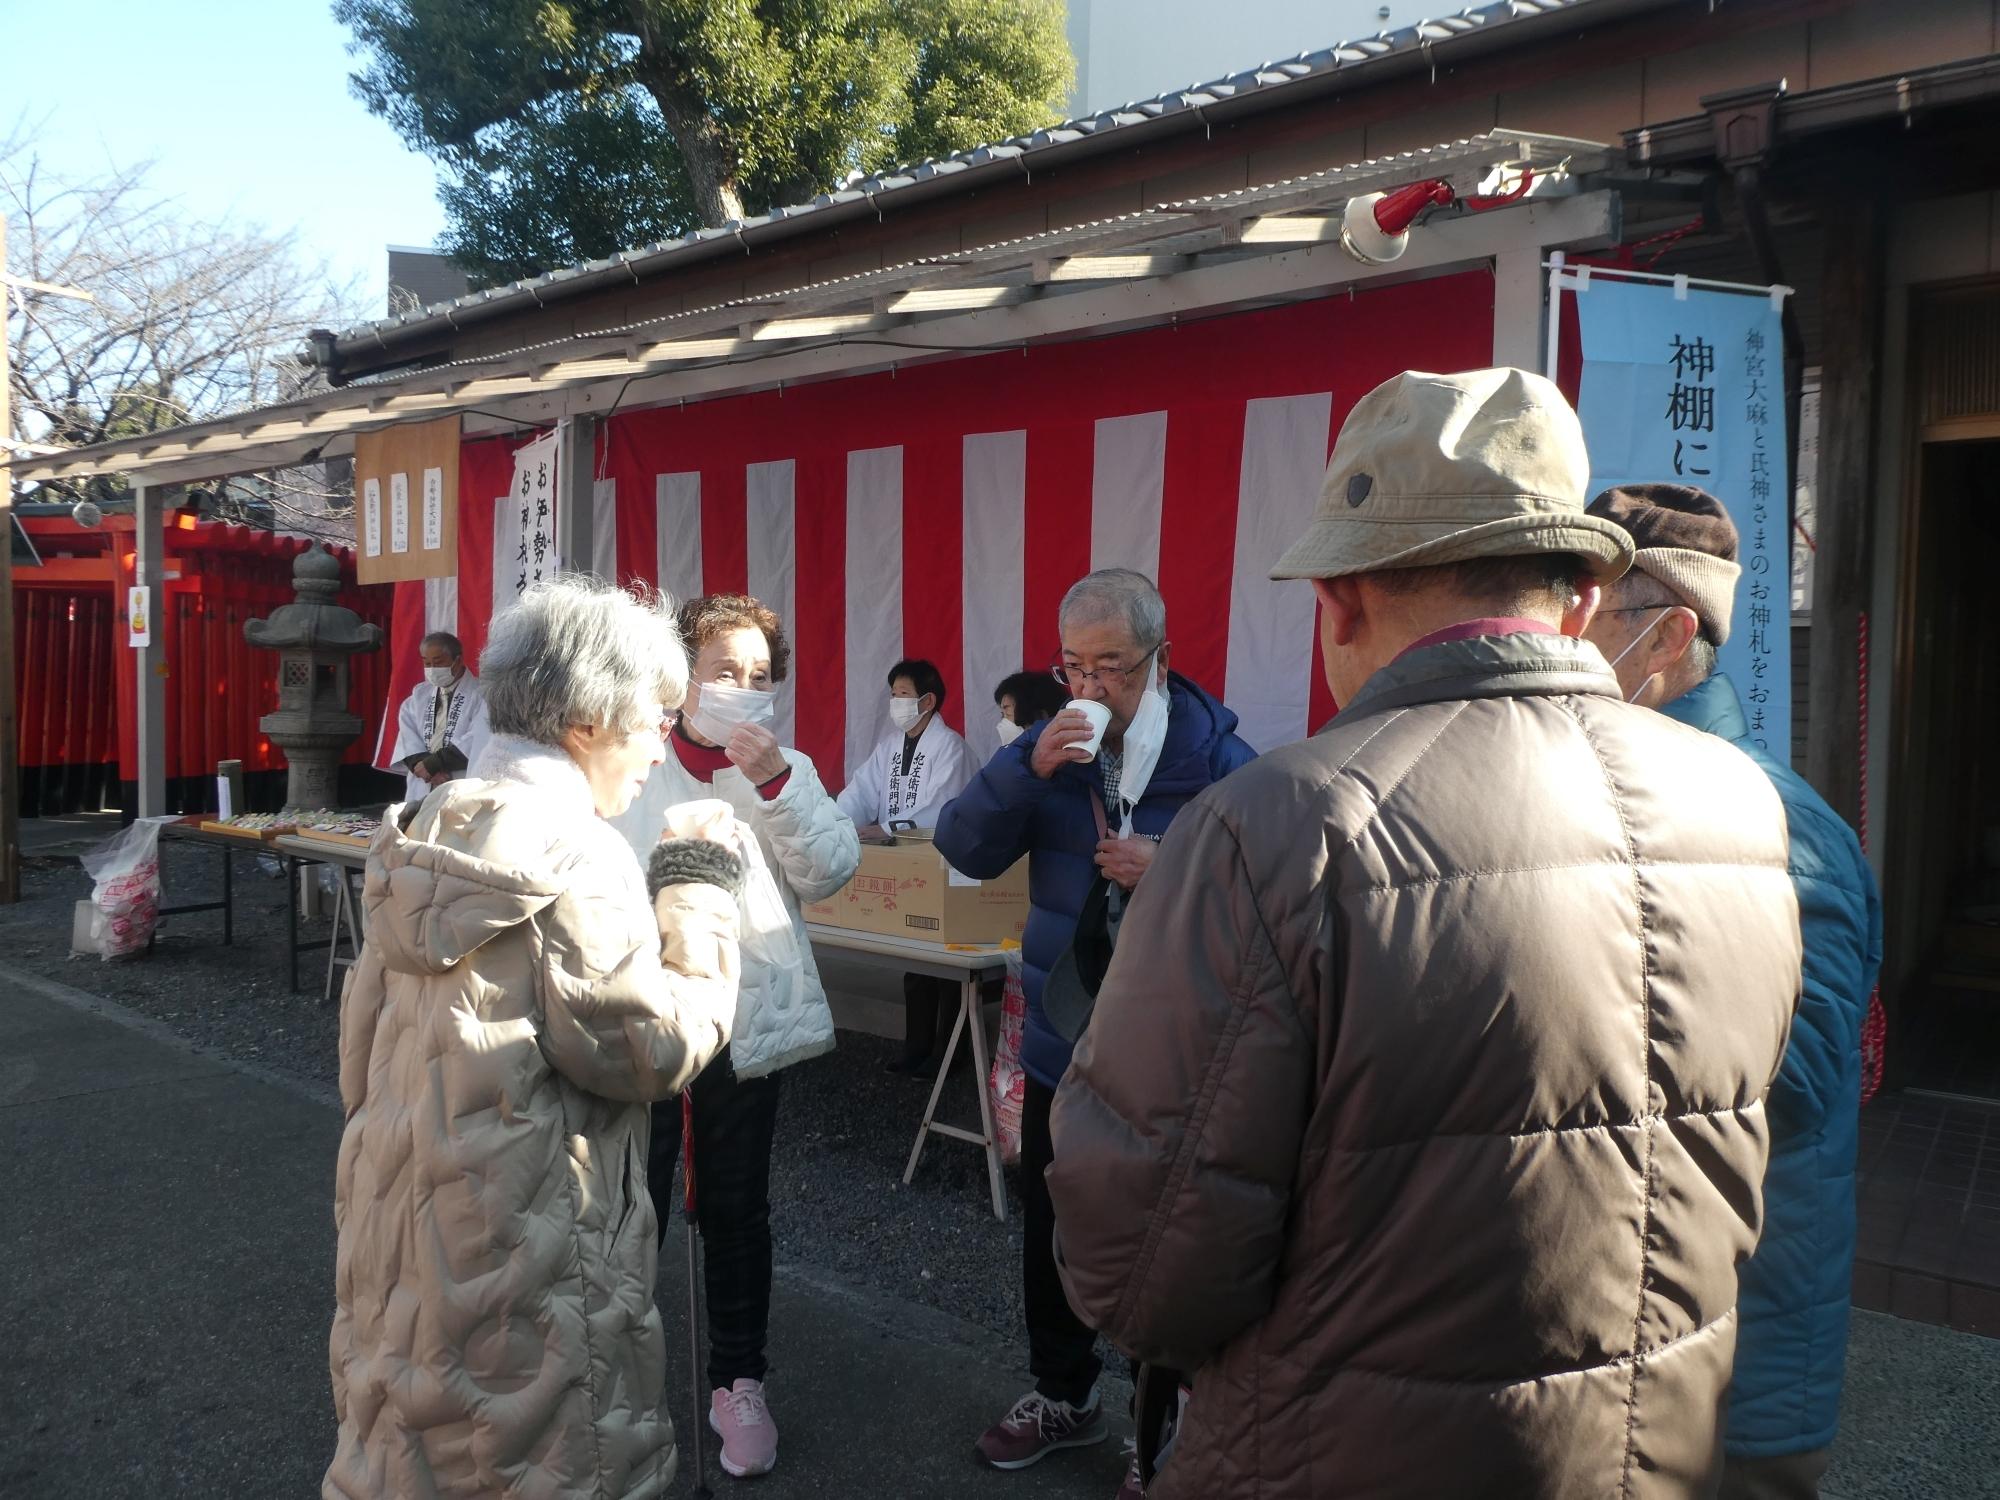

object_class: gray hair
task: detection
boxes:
[420,630,463,659]
[1058,569,1166,651]
[1684,633,1718,683]
[478,575,689,746]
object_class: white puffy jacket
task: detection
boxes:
[614,745,859,1078]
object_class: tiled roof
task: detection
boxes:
[332,0,1614,348]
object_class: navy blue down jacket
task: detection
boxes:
[935,673,1257,1089]
[1665,671,1883,1457]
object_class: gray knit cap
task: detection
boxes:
[1584,484,1743,645]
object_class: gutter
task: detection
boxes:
[321,0,1682,384]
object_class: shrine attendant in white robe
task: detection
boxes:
[388,631,492,802]
[835,659,973,832]
[837,659,976,1072]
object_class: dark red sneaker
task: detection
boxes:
[1115,1445,1145,1498]
[974,1389,1109,1470]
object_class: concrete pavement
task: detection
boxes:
[3,957,1995,1499]
[0,965,1130,1499]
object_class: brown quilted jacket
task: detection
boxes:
[325,737,739,1500]
[1048,633,1802,1499]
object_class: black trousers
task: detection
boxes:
[649,1051,783,1391]
[900,972,957,1060]
[1022,1076,1105,1406]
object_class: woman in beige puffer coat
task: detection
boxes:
[325,578,742,1500]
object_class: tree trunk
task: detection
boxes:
[639,75,746,228]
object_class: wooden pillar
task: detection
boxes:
[1805,197,1887,830]
[1,213,18,901]
[134,482,168,818]
[1491,245,1547,373]
[557,414,599,579]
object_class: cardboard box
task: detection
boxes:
[805,844,1028,944]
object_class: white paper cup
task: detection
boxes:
[1068,699,1113,761]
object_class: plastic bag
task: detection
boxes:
[988,949,1027,1165]
[74,819,165,960]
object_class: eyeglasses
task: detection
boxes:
[1598,602,1682,615]
[1050,643,1164,690]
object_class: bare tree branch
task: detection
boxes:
[4,135,368,542]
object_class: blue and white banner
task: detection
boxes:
[1574,276,1792,760]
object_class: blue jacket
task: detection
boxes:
[935,674,1257,1089]
[1665,673,1882,1457]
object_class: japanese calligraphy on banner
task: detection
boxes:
[1573,277,1792,760]
[497,428,562,607]
[353,414,462,584]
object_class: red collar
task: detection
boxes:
[671,723,733,781]
[1399,616,1560,659]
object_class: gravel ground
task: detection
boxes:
[2,844,1036,1348]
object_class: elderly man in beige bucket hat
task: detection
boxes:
[1049,367,1803,1499]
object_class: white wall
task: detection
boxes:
[1067,0,1407,117]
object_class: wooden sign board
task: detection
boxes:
[353,415,461,585]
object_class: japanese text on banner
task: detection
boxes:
[1573,278,1792,760]
[497,430,562,608]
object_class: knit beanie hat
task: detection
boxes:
[1584,484,1742,645]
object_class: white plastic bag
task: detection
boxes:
[988,949,1027,1165]
[74,819,166,960]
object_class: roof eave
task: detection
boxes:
[1625,52,2000,167]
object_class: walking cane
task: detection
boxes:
[682,1090,713,1499]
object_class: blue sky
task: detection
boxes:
[4,0,446,320]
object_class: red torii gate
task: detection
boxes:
[9,508,393,817]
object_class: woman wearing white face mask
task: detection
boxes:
[834,658,975,831]
[385,630,492,802]
[992,670,1068,751]
[611,593,860,1481]
[837,659,977,1072]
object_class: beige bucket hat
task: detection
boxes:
[1269,367,1634,582]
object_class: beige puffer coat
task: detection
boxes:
[325,737,740,1500]
[1048,633,1804,1499]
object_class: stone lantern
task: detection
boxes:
[244,543,384,810]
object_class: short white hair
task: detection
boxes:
[479,575,688,746]
[1058,569,1166,651]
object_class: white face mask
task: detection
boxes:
[889,697,925,733]
[1112,676,1173,833]
[1606,608,1673,703]
[424,665,457,690]
[995,718,1024,747]
[686,680,777,743]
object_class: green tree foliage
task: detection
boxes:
[338,0,1075,286]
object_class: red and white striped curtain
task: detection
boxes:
[379,270,1495,783]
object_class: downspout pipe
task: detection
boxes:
[1705,83,1805,530]
[1736,165,1806,528]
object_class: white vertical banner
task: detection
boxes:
[961,430,1027,762]
[591,478,618,582]
[1226,392,1333,752]
[389,471,411,553]
[361,478,382,558]
[423,575,459,638]
[421,467,444,551]
[1089,410,1167,581]
[845,446,904,784]
[499,429,562,607]
[746,459,798,747]
[656,472,703,606]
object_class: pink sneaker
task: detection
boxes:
[709,1379,778,1478]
